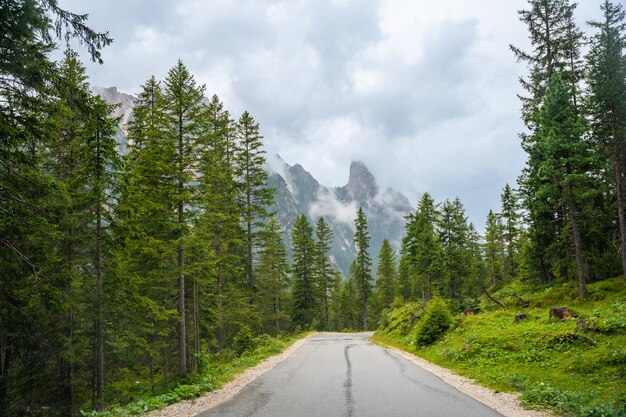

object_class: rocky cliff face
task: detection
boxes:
[267,154,412,276]
[92,86,135,154]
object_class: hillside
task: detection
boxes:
[373,279,626,416]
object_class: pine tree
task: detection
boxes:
[438,198,471,301]
[195,94,243,351]
[314,217,336,329]
[376,239,397,307]
[536,74,595,296]
[256,218,290,334]
[587,0,626,279]
[235,111,274,290]
[291,214,316,328]
[485,210,504,287]
[500,184,522,279]
[402,193,444,301]
[512,0,587,285]
[353,207,373,330]
[115,76,179,388]
[162,60,206,375]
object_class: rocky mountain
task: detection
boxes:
[267,155,412,276]
[92,86,135,154]
[94,87,414,276]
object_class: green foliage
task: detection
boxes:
[232,325,256,355]
[375,278,626,416]
[413,298,454,346]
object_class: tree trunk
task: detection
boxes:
[567,182,587,297]
[94,128,105,410]
[613,123,626,279]
[193,278,199,369]
[177,115,187,376]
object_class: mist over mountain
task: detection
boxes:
[95,87,413,276]
[267,155,412,276]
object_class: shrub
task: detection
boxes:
[233,325,256,355]
[413,297,454,347]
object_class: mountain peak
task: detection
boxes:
[346,161,378,202]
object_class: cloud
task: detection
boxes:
[56,0,603,228]
[309,188,358,228]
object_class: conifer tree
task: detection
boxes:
[438,198,471,301]
[291,214,316,328]
[402,193,444,301]
[256,218,290,334]
[512,0,586,284]
[314,217,336,329]
[196,95,243,351]
[587,0,626,279]
[485,210,504,287]
[162,60,206,375]
[353,207,373,330]
[376,239,397,307]
[535,74,595,296]
[235,111,274,290]
[500,184,522,279]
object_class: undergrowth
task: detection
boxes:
[81,333,305,417]
[373,278,626,417]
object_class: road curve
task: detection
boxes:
[195,332,503,417]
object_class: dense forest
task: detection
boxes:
[1,0,626,416]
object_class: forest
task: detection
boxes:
[1,0,626,416]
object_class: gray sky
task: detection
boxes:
[57,0,604,227]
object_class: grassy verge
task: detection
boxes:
[373,278,626,417]
[81,333,308,417]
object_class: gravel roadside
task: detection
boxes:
[145,334,311,417]
[378,342,553,417]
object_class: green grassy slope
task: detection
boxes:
[373,279,626,416]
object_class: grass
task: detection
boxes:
[373,278,626,417]
[80,333,308,417]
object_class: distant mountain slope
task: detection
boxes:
[94,87,414,276]
[267,154,412,275]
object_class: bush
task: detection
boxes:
[233,325,256,355]
[413,297,454,347]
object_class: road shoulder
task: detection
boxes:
[145,334,312,417]
[371,338,553,417]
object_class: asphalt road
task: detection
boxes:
[196,333,504,417]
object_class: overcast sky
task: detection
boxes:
[57,0,604,227]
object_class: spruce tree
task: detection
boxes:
[314,217,335,329]
[376,239,397,307]
[485,210,504,287]
[439,198,471,301]
[291,214,316,328]
[535,74,595,296]
[353,207,373,330]
[162,60,206,375]
[256,218,290,334]
[235,111,274,290]
[587,0,626,279]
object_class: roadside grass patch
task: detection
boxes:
[373,278,626,416]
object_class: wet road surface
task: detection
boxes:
[195,333,503,417]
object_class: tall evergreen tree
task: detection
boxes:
[162,60,206,375]
[376,239,397,307]
[512,0,586,284]
[353,207,373,330]
[256,218,290,334]
[438,198,471,301]
[291,214,316,328]
[535,74,595,295]
[587,0,626,279]
[235,111,274,290]
[402,193,444,301]
[485,210,504,287]
[314,217,335,329]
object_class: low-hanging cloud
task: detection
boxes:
[57,0,603,228]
